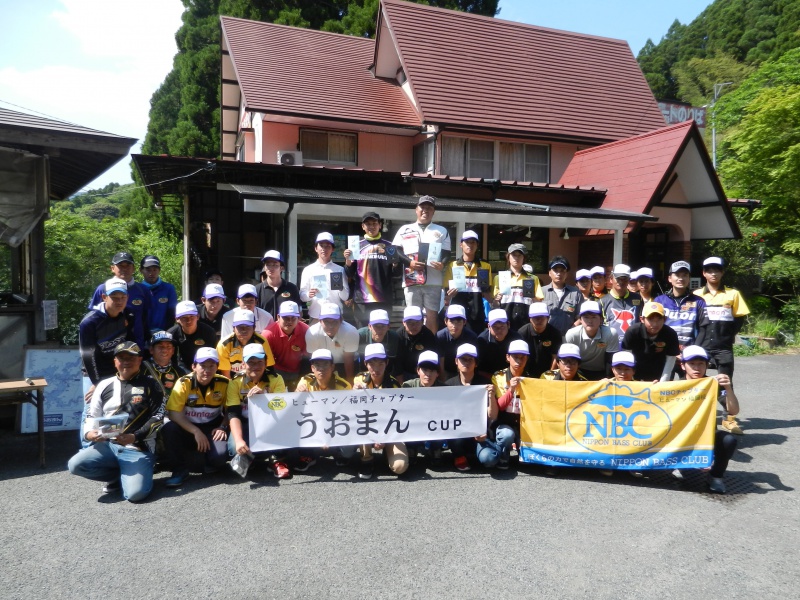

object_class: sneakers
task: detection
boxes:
[708,476,727,494]
[102,479,121,494]
[429,447,444,468]
[599,470,613,477]
[358,460,374,480]
[454,456,471,472]
[271,461,291,479]
[721,416,744,435]
[671,468,685,480]
[497,458,510,470]
[335,456,350,467]
[294,456,316,472]
[165,470,190,488]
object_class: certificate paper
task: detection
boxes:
[451,266,467,291]
[347,236,361,261]
[497,271,512,295]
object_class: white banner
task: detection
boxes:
[249,386,488,451]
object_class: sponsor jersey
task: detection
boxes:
[166,373,229,424]
[599,291,642,346]
[226,370,286,420]
[654,291,709,347]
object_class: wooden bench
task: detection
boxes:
[0,378,48,467]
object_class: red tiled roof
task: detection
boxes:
[221,17,421,128]
[558,121,695,213]
[380,0,667,143]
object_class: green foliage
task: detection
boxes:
[779,298,800,335]
[81,202,120,221]
[747,295,773,318]
[673,54,755,106]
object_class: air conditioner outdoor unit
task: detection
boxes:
[277,150,303,166]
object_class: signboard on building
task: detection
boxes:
[658,102,706,128]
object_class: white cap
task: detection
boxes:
[310,349,334,362]
[507,340,530,355]
[590,266,606,276]
[403,306,423,321]
[445,304,467,320]
[104,277,128,295]
[231,308,255,327]
[522,264,533,274]
[579,300,602,316]
[630,269,640,280]
[637,267,654,279]
[278,301,301,318]
[194,347,219,363]
[261,250,284,264]
[575,269,590,281]
[681,345,709,361]
[242,343,266,362]
[558,343,582,360]
[315,232,335,245]
[417,350,439,366]
[612,351,636,367]
[237,284,257,298]
[202,283,225,300]
[369,309,390,325]
[488,308,508,326]
[456,343,478,358]
[460,230,479,241]
[364,343,387,361]
[612,264,631,277]
[703,256,724,268]
[319,303,341,319]
[175,300,198,318]
[528,302,549,318]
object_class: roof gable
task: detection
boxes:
[379,0,667,142]
[221,16,420,128]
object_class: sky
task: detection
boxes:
[0,0,712,192]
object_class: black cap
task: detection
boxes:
[549,256,570,271]
[150,330,177,347]
[417,195,436,207]
[114,341,142,357]
[140,255,160,268]
[111,252,134,265]
[362,211,381,222]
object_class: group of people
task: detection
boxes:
[70,196,749,501]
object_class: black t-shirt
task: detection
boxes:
[622,322,680,381]
[445,374,492,386]
[167,322,217,367]
[197,304,229,342]
[396,326,438,376]
[476,329,522,377]
[517,322,563,378]
[436,327,479,377]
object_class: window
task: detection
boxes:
[413,138,435,173]
[441,136,494,178]
[499,143,549,182]
[441,137,550,181]
[300,129,357,164]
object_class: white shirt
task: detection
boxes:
[392,222,451,288]
[299,261,350,319]
[220,306,274,339]
[305,320,359,363]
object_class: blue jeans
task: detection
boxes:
[79,376,93,448]
[68,441,155,502]
[476,425,515,468]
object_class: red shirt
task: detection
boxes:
[264,321,309,374]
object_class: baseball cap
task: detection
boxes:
[417,350,440,368]
[416,195,436,207]
[549,257,570,270]
[278,301,301,318]
[315,232,335,245]
[575,269,590,281]
[456,343,478,358]
[703,256,725,268]
[637,267,654,279]
[642,302,665,317]
[104,277,128,295]
[507,339,530,355]
[140,255,160,268]
[150,330,177,347]
[195,347,219,364]
[461,230,479,242]
[242,343,266,362]
[508,243,527,255]
[114,341,141,357]
[612,351,636,367]
[528,302,549,318]
[364,343,387,362]
[669,260,691,274]
[319,303,341,320]
[590,266,606,277]
[612,264,631,277]
[310,349,333,362]
[523,264,533,274]
[579,300,602,316]
[237,284,257,298]
[175,300,198,318]
[362,211,381,222]
[403,306,423,322]
[630,269,640,280]
[231,308,256,327]
[111,252,134,265]
[488,308,508,326]
[558,343,582,361]
[261,250,284,264]
[445,304,467,320]
[369,309,390,326]
[681,345,709,361]
[202,283,225,300]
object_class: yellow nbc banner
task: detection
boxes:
[518,378,718,470]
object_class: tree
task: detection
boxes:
[672,54,754,107]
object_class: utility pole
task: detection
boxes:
[712,82,733,169]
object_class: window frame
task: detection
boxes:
[299,128,358,165]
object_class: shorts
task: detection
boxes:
[404,285,443,312]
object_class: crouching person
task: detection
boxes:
[226,343,287,478]
[68,342,164,502]
[161,347,230,487]
[352,343,407,479]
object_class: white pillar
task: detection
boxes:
[287,208,298,283]
[613,228,624,265]
[182,194,190,300]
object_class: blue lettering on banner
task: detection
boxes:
[44,414,64,427]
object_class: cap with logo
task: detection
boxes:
[195,347,220,364]
[231,308,256,327]
[445,304,467,320]
[114,341,142,356]
[669,260,691,274]
[242,343,266,362]
[488,308,509,326]
[140,255,160,268]
[528,302,549,318]
[111,252,134,265]
[175,300,198,318]
[507,339,530,355]
[362,211,381,223]
[416,195,436,207]
[549,257,570,271]
[203,284,225,300]
[237,284,257,298]
[369,309,390,326]
[612,351,636,367]
[150,330,177,347]
[558,343,582,360]
[104,277,128,295]
[364,343,387,362]
[403,306,423,322]
[319,303,341,320]
[278,301,301,318]
[642,302,665,317]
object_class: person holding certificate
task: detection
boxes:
[443,230,493,334]
[299,232,350,324]
[492,243,543,332]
